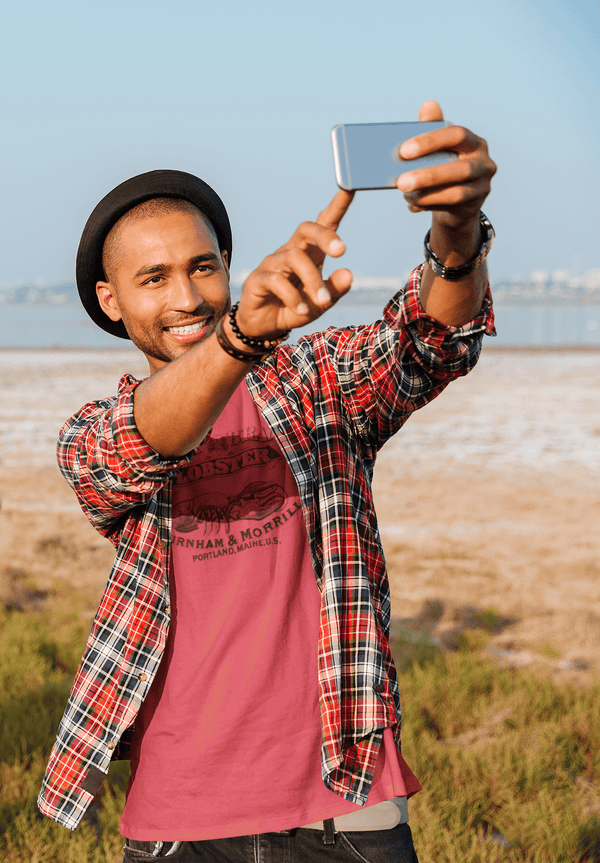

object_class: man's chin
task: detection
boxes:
[124,322,215,373]
[143,335,208,373]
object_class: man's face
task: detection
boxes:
[96,209,230,374]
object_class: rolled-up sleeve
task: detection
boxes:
[383,262,496,380]
[331,264,496,450]
[57,375,192,538]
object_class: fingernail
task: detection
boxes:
[400,141,419,159]
[297,302,309,315]
[397,174,416,192]
[316,287,331,305]
[329,239,345,255]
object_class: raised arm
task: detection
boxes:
[396,100,496,327]
[130,192,355,457]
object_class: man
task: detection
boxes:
[39,101,496,861]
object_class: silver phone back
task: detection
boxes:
[331,121,457,191]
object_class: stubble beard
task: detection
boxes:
[119,300,224,366]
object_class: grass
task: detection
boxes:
[534,643,563,661]
[0,582,132,862]
[1,586,600,862]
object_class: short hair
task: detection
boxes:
[101,197,218,282]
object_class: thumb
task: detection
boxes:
[418,100,444,122]
[325,267,353,300]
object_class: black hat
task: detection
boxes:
[76,169,233,340]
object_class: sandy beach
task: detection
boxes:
[1,345,599,681]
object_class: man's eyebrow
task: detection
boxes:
[134,253,220,279]
[189,253,220,267]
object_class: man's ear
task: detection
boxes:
[96,281,123,323]
[220,250,230,280]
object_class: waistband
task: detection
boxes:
[299,796,408,832]
[124,796,410,854]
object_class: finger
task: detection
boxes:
[242,266,352,331]
[291,266,354,320]
[265,247,328,299]
[296,266,354,315]
[252,245,348,316]
[324,268,353,300]
[403,176,492,211]
[315,189,355,231]
[294,259,351,310]
[281,221,347,259]
[399,125,483,161]
[241,269,316,326]
[418,100,444,123]
[397,154,493,193]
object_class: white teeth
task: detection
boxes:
[166,321,205,335]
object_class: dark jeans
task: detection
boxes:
[122,824,419,862]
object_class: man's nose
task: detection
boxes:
[170,274,202,311]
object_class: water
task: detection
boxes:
[492,305,599,347]
[294,303,600,346]
[0,302,598,348]
[0,305,123,348]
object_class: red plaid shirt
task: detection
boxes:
[39,266,494,830]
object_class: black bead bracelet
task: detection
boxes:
[228,303,290,351]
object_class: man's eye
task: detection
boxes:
[144,275,163,286]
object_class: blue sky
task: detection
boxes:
[0,0,598,287]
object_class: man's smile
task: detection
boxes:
[164,317,213,344]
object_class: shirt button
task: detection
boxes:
[373,683,385,693]
[106,741,115,750]
[165,606,171,616]
[159,540,167,549]
[138,673,147,682]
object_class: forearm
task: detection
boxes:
[394,101,496,325]
[419,216,488,327]
[332,264,492,452]
[133,194,356,458]
[133,324,258,457]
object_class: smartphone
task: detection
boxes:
[331,120,457,191]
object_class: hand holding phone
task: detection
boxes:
[331,121,457,191]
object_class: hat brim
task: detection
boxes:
[76,169,233,340]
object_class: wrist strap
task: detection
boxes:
[215,317,266,363]
[424,212,494,281]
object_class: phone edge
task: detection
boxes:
[331,125,353,191]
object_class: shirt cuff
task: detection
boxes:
[383,263,496,340]
[108,375,194,475]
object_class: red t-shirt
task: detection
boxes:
[120,381,420,841]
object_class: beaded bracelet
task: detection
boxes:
[228,303,291,350]
[423,212,495,281]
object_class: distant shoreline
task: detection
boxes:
[1,301,598,350]
[2,296,600,309]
